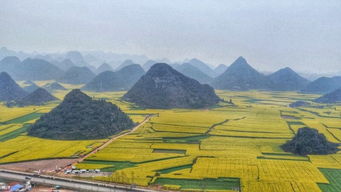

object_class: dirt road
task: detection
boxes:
[76,114,154,164]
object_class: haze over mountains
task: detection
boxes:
[0,47,340,97]
[82,64,145,92]
[116,59,135,71]
[96,63,113,74]
[0,47,147,69]
[8,88,58,107]
[301,76,341,94]
[212,57,274,90]
[0,57,64,81]
[187,58,216,78]
[214,64,228,77]
[22,80,40,93]
[0,46,340,78]
[173,63,213,84]
[58,66,95,84]
[315,88,341,103]
[42,82,67,92]
[0,72,27,101]
[268,67,310,91]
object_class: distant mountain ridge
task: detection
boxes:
[55,59,75,71]
[173,63,213,84]
[212,57,273,90]
[1,48,339,93]
[315,88,341,103]
[82,64,145,92]
[214,64,228,77]
[0,57,64,80]
[22,81,40,93]
[59,66,95,84]
[116,59,135,71]
[187,58,216,77]
[143,60,157,71]
[301,76,341,94]
[0,72,27,101]
[42,82,67,92]
[268,67,310,91]
[8,88,58,107]
[65,51,88,67]
[96,63,113,74]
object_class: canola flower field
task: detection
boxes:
[84,91,341,192]
[0,86,340,192]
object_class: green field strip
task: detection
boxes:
[214,129,287,134]
[157,164,193,174]
[162,135,209,143]
[0,124,30,142]
[152,149,186,154]
[209,134,291,139]
[153,177,240,191]
[83,156,193,172]
[261,152,305,156]
[1,112,43,124]
[257,156,309,161]
[101,162,136,172]
[79,160,137,172]
[149,129,206,135]
[286,121,306,125]
[281,110,299,114]
[297,108,340,119]
[87,155,187,165]
[151,122,208,129]
[318,168,341,192]
[281,115,301,120]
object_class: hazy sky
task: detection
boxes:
[1,0,341,73]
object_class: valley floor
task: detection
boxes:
[1,89,341,192]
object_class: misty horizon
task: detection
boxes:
[1,0,341,74]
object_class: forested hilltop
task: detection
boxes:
[29,89,134,140]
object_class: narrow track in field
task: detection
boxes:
[76,114,155,164]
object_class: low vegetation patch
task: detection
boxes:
[153,177,240,191]
[318,168,341,192]
[152,149,186,154]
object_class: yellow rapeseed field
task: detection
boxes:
[84,91,341,192]
[1,85,341,192]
